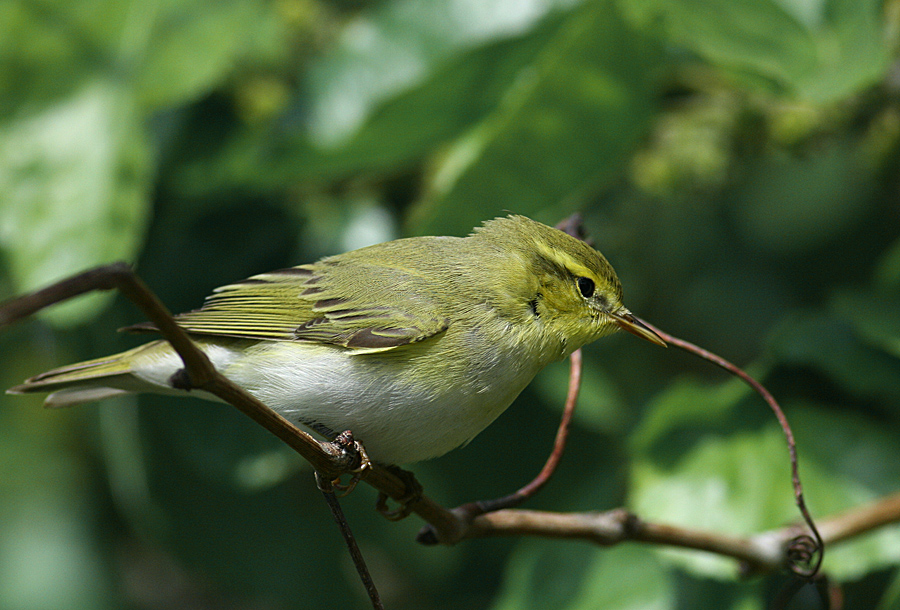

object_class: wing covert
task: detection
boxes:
[127,262,451,351]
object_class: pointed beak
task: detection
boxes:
[608,310,667,347]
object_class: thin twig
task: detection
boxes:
[316,474,384,610]
[472,348,583,514]
[633,317,823,579]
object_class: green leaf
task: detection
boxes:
[630,409,900,580]
[768,311,900,404]
[733,144,874,254]
[0,80,152,326]
[532,356,628,436]
[0,0,129,117]
[304,0,581,147]
[174,7,574,198]
[791,407,900,580]
[832,290,900,360]
[409,0,660,236]
[631,426,794,579]
[626,0,889,102]
[263,16,567,184]
[629,375,756,453]
[0,383,115,610]
[874,236,900,290]
[135,0,285,110]
[491,543,674,610]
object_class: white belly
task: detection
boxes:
[220,340,540,465]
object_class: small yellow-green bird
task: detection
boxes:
[10,215,663,464]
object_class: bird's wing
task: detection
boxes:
[127,260,451,352]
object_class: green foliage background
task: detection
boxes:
[1,0,899,608]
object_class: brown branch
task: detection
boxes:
[443,490,900,574]
[460,508,780,569]
[816,491,900,546]
[317,474,384,610]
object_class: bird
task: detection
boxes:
[9,215,664,465]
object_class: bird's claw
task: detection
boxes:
[376,466,423,521]
[328,430,373,497]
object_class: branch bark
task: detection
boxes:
[425,491,900,576]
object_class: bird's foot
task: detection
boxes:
[376,465,423,521]
[328,430,372,497]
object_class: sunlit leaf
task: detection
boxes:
[491,543,674,610]
[305,0,583,147]
[251,19,566,189]
[409,0,660,236]
[624,0,889,102]
[631,409,900,580]
[136,0,285,110]
[0,80,152,326]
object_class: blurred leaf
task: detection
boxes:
[312,16,565,176]
[631,426,795,579]
[790,407,900,580]
[832,290,900,360]
[631,410,900,580]
[0,391,114,610]
[625,0,889,102]
[733,144,873,254]
[768,311,900,404]
[97,401,169,537]
[179,6,576,197]
[0,0,282,115]
[0,493,114,610]
[304,0,582,147]
[135,0,285,110]
[877,570,900,610]
[874,235,900,290]
[0,0,127,116]
[409,0,661,236]
[629,375,755,453]
[491,543,674,610]
[532,355,628,436]
[0,80,152,326]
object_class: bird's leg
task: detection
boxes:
[329,430,373,497]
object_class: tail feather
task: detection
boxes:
[9,354,133,393]
[7,343,165,408]
[45,387,131,409]
[10,339,238,409]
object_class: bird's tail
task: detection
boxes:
[7,342,168,408]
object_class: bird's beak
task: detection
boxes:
[609,310,667,347]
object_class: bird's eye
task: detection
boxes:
[576,276,595,298]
